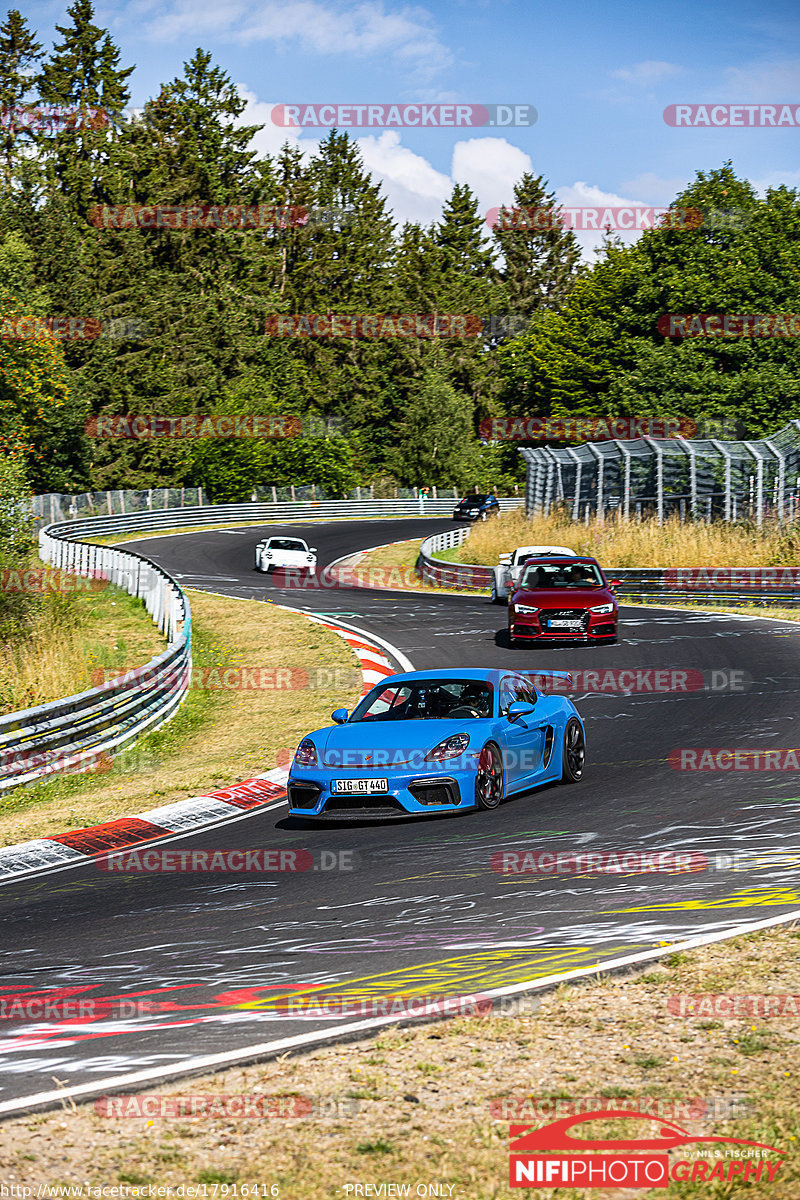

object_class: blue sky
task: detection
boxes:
[23,0,800,256]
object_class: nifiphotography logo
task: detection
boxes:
[507,1109,785,1188]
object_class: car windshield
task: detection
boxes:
[350,680,492,721]
[520,561,604,588]
[268,539,306,551]
[459,495,489,505]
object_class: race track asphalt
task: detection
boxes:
[1,518,799,1112]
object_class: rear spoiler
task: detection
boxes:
[521,670,572,684]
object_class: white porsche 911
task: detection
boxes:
[489,544,575,604]
[254,536,317,574]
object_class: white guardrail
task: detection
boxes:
[0,524,191,791]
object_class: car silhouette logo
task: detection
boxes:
[510,1111,784,1154]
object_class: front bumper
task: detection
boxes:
[509,612,617,641]
[287,764,478,819]
[256,559,317,574]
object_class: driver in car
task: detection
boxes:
[455,683,491,717]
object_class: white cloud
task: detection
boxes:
[723,58,800,100]
[750,169,800,196]
[451,137,533,220]
[237,87,318,160]
[618,172,690,205]
[355,130,452,226]
[144,0,452,78]
[611,60,681,85]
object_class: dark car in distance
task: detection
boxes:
[453,493,501,522]
[508,555,621,645]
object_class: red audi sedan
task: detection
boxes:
[508,556,620,645]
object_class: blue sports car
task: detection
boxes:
[287,668,586,820]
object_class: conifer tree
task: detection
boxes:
[0,10,42,191]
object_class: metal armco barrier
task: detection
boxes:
[34,496,523,539]
[417,529,494,589]
[417,532,800,605]
[0,524,191,791]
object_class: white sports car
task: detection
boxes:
[489,544,576,604]
[255,536,317,574]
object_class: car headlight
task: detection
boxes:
[589,603,615,614]
[425,733,470,761]
[294,738,318,766]
[514,604,539,615]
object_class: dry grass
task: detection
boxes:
[0,583,165,715]
[459,511,800,569]
[0,592,362,846]
[2,924,799,1197]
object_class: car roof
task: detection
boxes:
[369,668,502,686]
[522,555,601,565]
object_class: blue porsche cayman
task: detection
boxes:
[286,668,586,820]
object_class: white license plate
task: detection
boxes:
[332,778,389,794]
[548,619,582,629]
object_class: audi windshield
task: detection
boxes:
[520,562,605,588]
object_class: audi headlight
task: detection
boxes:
[425,733,470,762]
[514,604,539,615]
[294,738,318,766]
[590,603,615,614]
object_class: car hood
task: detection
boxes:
[512,586,615,606]
[317,719,483,767]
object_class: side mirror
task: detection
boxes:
[498,553,512,565]
[609,579,623,589]
[331,708,349,724]
[310,547,318,553]
[507,700,536,721]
